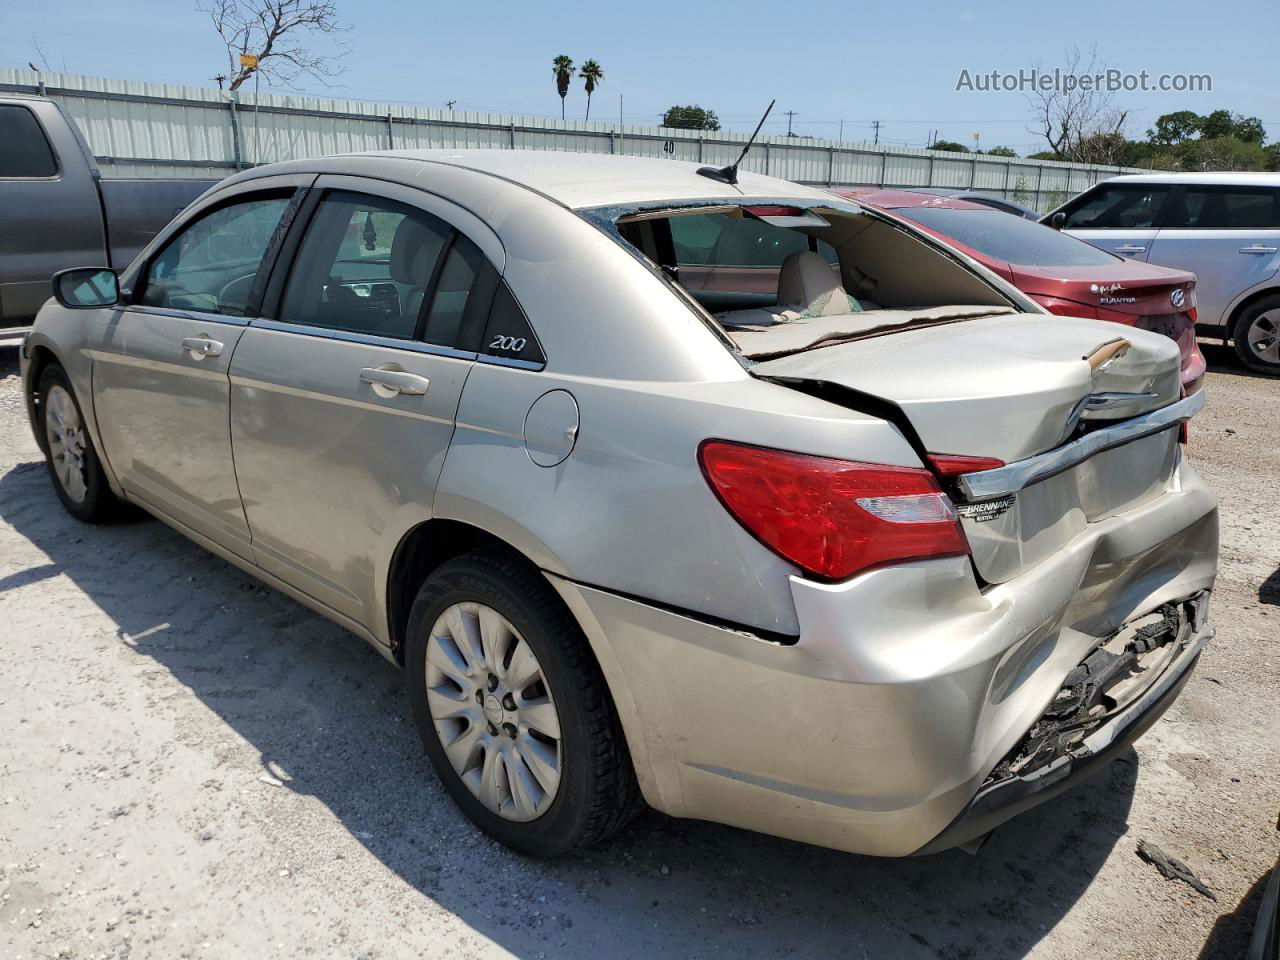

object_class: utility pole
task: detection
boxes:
[213,74,226,90]
[872,120,881,145]
[783,109,797,137]
[445,99,456,111]
[838,119,844,143]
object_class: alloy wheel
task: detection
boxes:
[424,602,563,822]
[45,384,88,504]
[1246,309,1280,365]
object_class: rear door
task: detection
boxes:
[1060,182,1173,260]
[227,176,500,634]
[91,176,310,557]
[1145,184,1280,327]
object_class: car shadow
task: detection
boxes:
[1199,340,1277,381]
[0,459,1143,959]
[1260,566,1280,607]
[1198,866,1272,959]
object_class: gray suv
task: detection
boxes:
[1051,173,1280,375]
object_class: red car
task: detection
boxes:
[835,189,1206,391]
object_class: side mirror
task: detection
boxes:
[52,267,120,309]
[1048,211,1067,231]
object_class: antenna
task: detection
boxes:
[696,99,775,186]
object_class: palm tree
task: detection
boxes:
[552,55,575,120]
[580,59,604,121]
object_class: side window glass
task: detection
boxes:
[1170,188,1280,229]
[1062,186,1169,229]
[279,191,450,339]
[422,234,484,347]
[141,196,290,316]
[481,282,545,366]
[0,105,58,177]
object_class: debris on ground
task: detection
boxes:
[1136,840,1217,900]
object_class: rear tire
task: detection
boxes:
[405,548,643,857]
[1230,295,1280,376]
[36,364,128,523]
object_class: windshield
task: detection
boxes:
[902,207,1122,268]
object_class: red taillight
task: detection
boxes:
[697,441,970,581]
[926,453,1006,478]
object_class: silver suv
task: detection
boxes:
[1051,172,1280,375]
[22,150,1218,858]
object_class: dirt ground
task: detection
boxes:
[1,340,1276,960]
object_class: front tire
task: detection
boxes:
[1231,295,1280,376]
[37,364,127,523]
[405,549,642,857]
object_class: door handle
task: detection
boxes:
[359,366,430,397]
[1240,245,1278,255]
[1114,245,1146,254]
[181,336,224,359]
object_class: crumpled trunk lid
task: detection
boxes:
[751,313,1186,583]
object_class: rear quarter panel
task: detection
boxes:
[434,365,922,635]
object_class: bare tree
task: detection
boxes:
[1027,45,1128,162]
[198,0,349,91]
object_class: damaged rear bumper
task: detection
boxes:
[549,459,1217,858]
[913,609,1211,855]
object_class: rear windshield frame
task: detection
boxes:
[576,196,1032,366]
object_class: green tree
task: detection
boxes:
[1201,110,1265,143]
[661,105,720,131]
[1234,115,1266,144]
[929,139,969,153]
[552,55,575,120]
[579,59,603,121]
[1148,110,1202,147]
[983,146,1017,157]
[1176,136,1268,171]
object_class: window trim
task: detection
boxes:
[249,316,480,361]
[0,103,61,181]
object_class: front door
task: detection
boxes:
[1145,184,1280,327]
[228,182,495,633]
[1060,182,1173,260]
[91,188,302,557]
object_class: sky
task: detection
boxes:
[3,0,1278,153]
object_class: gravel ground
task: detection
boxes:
[1,340,1276,960]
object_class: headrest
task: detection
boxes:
[389,218,441,287]
[778,251,850,317]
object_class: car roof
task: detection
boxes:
[335,148,842,210]
[1100,172,1280,186]
[833,188,990,211]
